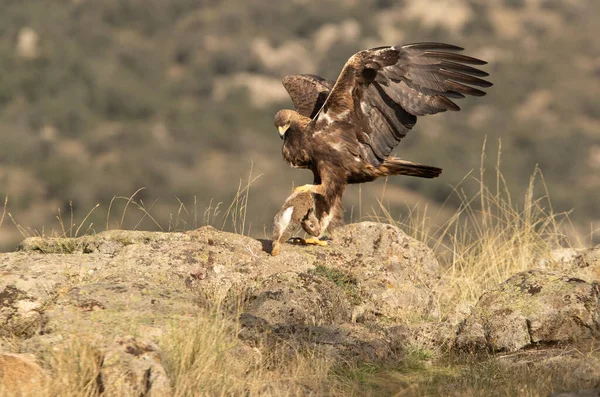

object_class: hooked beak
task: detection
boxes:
[278,124,290,139]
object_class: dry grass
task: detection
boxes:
[160,310,345,396]
[0,311,345,397]
[420,355,599,397]
[220,162,262,236]
[2,166,261,246]
[44,340,104,397]
[14,331,593,397]
[340,347,600,397]
[374,142,577,322]
[0,196,7,229]
[0,310,344,397]
[1,144,595,396]
[7,199,100,241]
[0,340,102,397]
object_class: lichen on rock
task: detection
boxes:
[0,222,443,393]
[3,222,599,394]
[455,270,600,353]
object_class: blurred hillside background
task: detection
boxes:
[0,0,599,251]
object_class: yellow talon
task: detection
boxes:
[294,184,314,193]
[303,237,328,247]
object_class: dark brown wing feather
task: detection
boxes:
[311,42,491,165]
[282,74,334,118]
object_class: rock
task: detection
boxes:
[330,222,441,321]
[240,313,396,362]
[247,268,358,326]
[387,321,456,354]
[0,222,442,392]
[0,285,45,338]
[455,270,600,353]
[18,229,183,255]
[241,269,390,361]
[539,248,582,268]
[542,245,600,284]
[238,222,441,360]
[0,353,48,394]
[101,336,171,396]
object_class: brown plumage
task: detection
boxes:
[274,42,491,235]
[282,74,333,118]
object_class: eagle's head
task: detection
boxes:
[274,109,296,139]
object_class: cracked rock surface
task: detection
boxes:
[0,222,442,393]
[2,222,599,394]
[454,270,600,353]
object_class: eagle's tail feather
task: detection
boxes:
[377,158,442,179]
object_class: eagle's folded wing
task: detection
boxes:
[282,74,334,119]
[311,42,492,165]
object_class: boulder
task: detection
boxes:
[0,285,45,338]
[0,222,441,393]
[539,245,600,284]
[330,222,441,320]
[101,336,171,396]
[455,270,600,353]
[0,353,48,395]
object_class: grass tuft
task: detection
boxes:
[310,264,362,304]
[2,166,261,248]
[45,339,104,397]
[0,196,6,229]
[311,265,358,289]
[220,162,262,236]
[160,309,345,396]
[375,141,576,322]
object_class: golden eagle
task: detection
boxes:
[274,42,491,234]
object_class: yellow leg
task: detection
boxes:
[294,184,315,193]
[303,237,327,247]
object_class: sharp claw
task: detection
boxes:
[303,237,328,247]
[286,237,304,245]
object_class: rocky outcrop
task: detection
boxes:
[455,270,600,353]
[541,246,600,284]
[2,222,599,394]
[0,222,441,393]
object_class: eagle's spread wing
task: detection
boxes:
[311,43,491,166]
[282,74,334,118]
